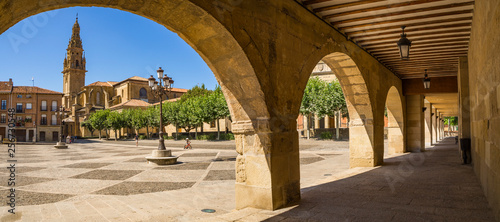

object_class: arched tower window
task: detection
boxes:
[96,92,101,105]
[139,88,147,100]
[76,60,79,68]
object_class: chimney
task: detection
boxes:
[9,78,12,85]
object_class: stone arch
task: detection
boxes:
[320,52,376,168]
[385,86,405,155]
[0,0,269,127]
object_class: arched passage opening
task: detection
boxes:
[0,0,277,212]
[385,86,405,155]
[317,52,376,168]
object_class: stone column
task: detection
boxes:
[458,57,471,139]
[233,119,300,210]
[314,114,320,129]
[406,95,425,152]
[431,106,437,144]
[424,101,432,147]
[324,115,330,129]
[303,115,309,139]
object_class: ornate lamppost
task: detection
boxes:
[145,67,178,165]
[54,105,68,149]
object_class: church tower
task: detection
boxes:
[62,15,87,109]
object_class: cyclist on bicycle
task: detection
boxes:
[184,138,192,149]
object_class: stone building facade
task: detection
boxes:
[62,17,187,138]
[0,79,63,142]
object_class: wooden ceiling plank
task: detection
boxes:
[311,0,385,13]
[373,48,468,57]
[324,0,448,18]
[364,37,470,50]
[349,22,471,38]
[327,1,473,22]
[369,42,469,53]
[341,17,472,34]
[360,33,471,47]
[337,10,473,30]
[355,28,471,44]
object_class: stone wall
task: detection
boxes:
[468,0,500,220]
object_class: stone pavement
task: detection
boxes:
[0,138,349,221]
[206,138,496,222]
[0,138,495,221]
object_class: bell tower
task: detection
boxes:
[62,15,87,109]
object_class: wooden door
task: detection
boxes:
[40,131,45,141]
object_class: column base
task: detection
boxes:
[145,150,178,165]
[54,142,68,149]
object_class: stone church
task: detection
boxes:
[62,17,186,137]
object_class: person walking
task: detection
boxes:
[135,134,139,147]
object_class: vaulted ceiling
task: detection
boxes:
[299,0,474,80]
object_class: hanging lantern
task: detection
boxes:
[397,26,411,60]
[423,69,431,89]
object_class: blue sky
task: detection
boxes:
[0,7,218,92]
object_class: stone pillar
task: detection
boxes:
[324,115,330,129]
[424,102,432,147]
[406,95,425,152]
[458,57,471,139]
[233,119,300,210]
[314,115,320,129]
[303,115,309,139]
[431,106,437,144]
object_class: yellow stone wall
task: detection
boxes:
[468,0,500,220]
[0,0,404,210]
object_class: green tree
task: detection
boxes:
[128,109,148,134]
[209,86,230,140]
[145,106,159,139]
[80,120,95,137]
[89,109,110,140]
[179,84,210,101]
[300,77,347,139]
[107,111,125,141]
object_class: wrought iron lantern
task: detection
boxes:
[397,26,411,60]
[423,69,431,89]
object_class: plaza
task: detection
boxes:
[0,138,495,221]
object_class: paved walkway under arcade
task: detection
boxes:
[210,138,496,222]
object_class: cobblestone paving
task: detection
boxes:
[0,139,347,221]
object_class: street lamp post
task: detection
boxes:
[145,67,178,165]
[148,67,174,150]
[54,105,68,149]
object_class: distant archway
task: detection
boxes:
[385,86,405,154]
[321,52,376,168]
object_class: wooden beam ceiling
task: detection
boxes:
[299,0,474,80]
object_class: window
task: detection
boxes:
[210,121,216,128]
[41,101,47,111]
[16,116,23,127]
[52,101,57,111]
[26,103,32,110]
[96,92,101,105]
[1,114,6,123]
[51,114,57,125]
[174,93,177,98]
[16,103,23,113]
[17,95,22,98]
[26,95,32,98]
[139,88,147,100]
[25,116,32,123]
[76,60,79,68]
[41,114,47,125]
[1,100,6,110]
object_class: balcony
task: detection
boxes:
[40,120,47,125]
[15,108,23,113]
[40,106,47,111]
